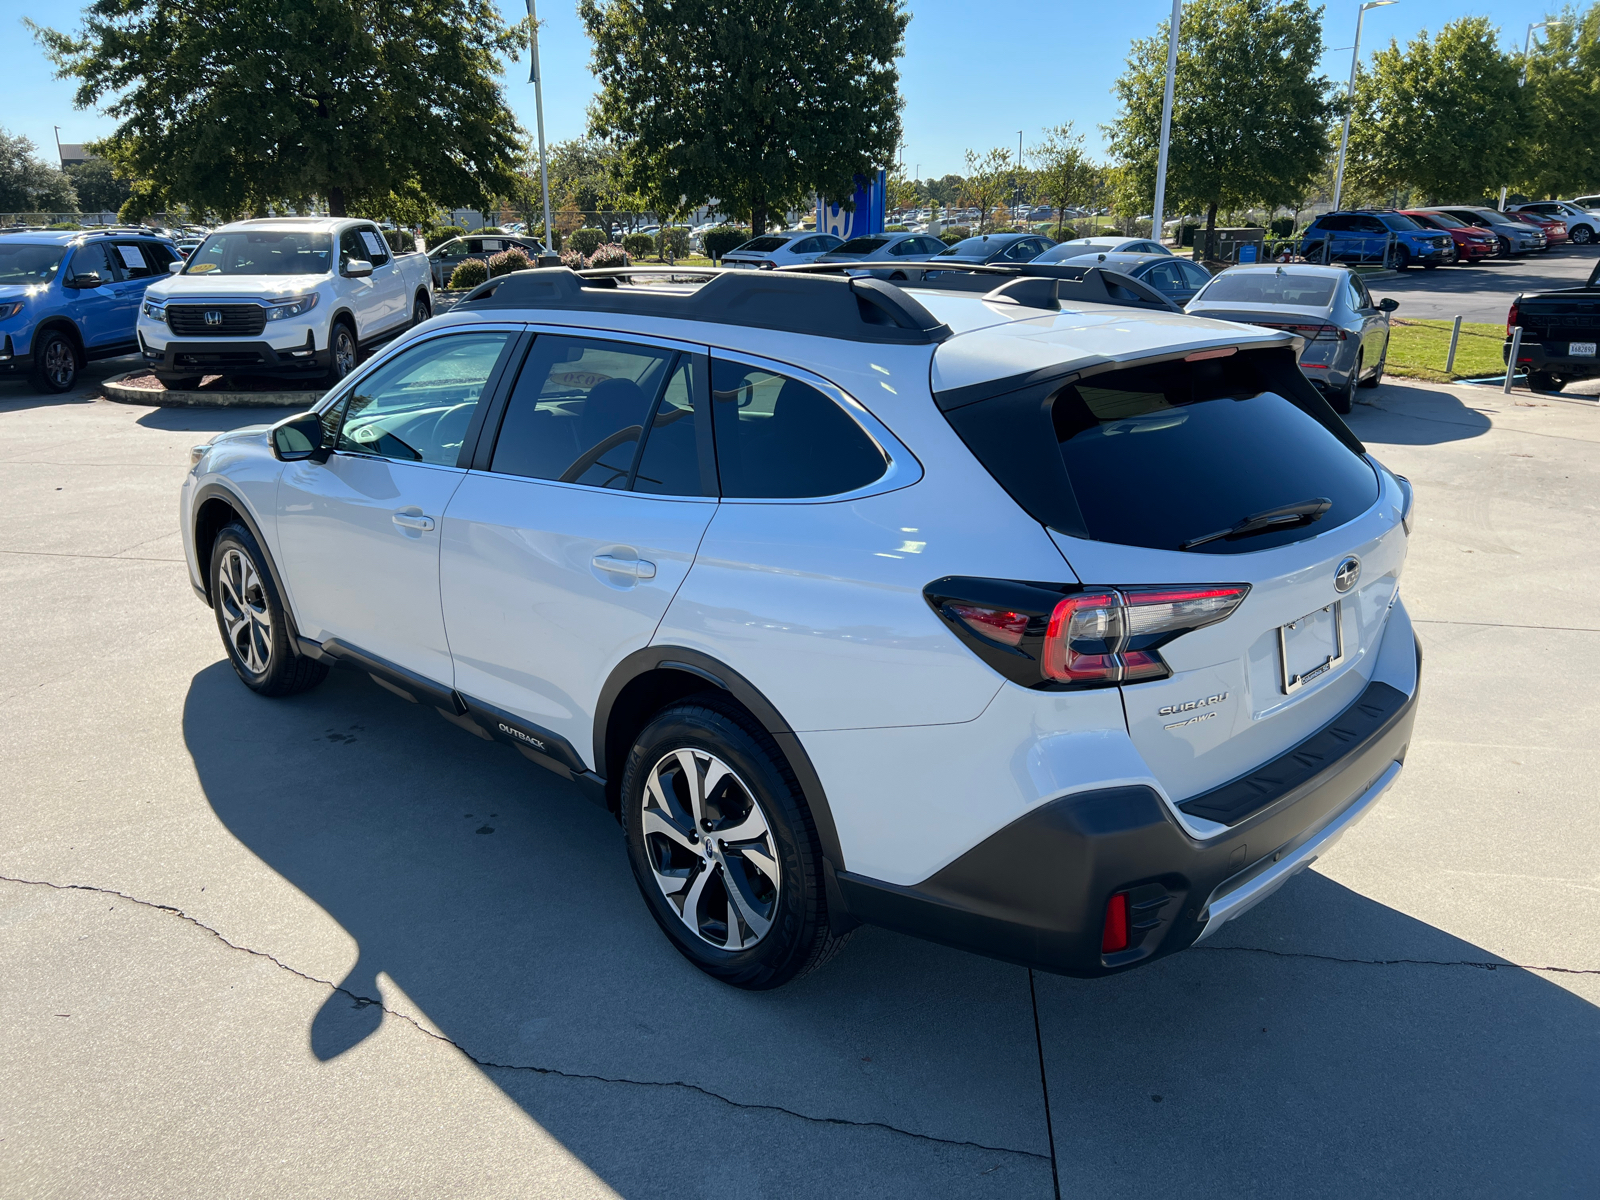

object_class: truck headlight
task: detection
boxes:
[265,293,320,321]
[142,299,167,323]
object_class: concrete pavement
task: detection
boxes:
[2,369,1596,1197]
[1366,243,1597,323]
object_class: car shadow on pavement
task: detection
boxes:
[182,661,1598,1197]
[1349,382,1494,445]
[134,406,306,433]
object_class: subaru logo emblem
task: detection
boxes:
[204,310,222,326]
[1334,556,1361,593]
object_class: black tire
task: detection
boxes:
[410,293,432,327]
[208,522,329,697]
[1329,356,1359,414]
[158,375,204,391]
[1389,245,1410,271]
[1498,236,1513,258]
[1360,341,1385,388]
[622,695,850,990]
[1571,225,1594,246]
[1303,240,1327,264]
[29,329,78,394]
[1528,371,1565,393]
[323,320,358,386]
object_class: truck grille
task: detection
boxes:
[167,304,267,337]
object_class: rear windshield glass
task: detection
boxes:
[734,236,790,253]
[185,231,333,275]
[1196,271,1336,307]
[0,243,65,284]
[938,237,1003,256]
[1051,358,1377,553]
[837,237,889,254]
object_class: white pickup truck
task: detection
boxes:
[137,216,434,388]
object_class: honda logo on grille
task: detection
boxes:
[204,310,222,326]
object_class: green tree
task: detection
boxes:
[1031,122,1098,239]
[1515,4,1600,199]
[1345,17,1527,204]
[581,0,907,236]
[32,0,528,218]
[961,147,1014,233]
[62,156,130,214]
[0,129,79,213]
[1107,0,1334,256]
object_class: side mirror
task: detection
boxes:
[167,260,184,274]
[1379,297,1399,312]
[67,271,104,289]
[270,411,327,462]
[345,258,373,278]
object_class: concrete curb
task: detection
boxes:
[101,372,322,409]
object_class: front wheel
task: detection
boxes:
[1498,236,1513,258]
[1571,225,1594,246]
[209,523,328,696]
[622,697,849,989]
[323,321,358,386]
[30,330,78,394]
[1388,244,1411,271]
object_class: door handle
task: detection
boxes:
[392,512,435,531]
[592,554,656,580]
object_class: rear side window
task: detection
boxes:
[710,359,887,498]
[939,351,1377,554]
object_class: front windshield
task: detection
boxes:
[0,243,66,285]
[1196,271,1337,307]
[1378,213,1422,231]
[185,230,333,276]
[1415,211,1463,229]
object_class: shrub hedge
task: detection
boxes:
[938,226,970,244]
[623,232,655,258]
[587,243,628,268]
[656,227,691,260]
[469,226,504,235]
[701,225,749,262]
[568,227,607,256]
[487,246,531,277]
[446,258,489,289]
[426,225,466,249]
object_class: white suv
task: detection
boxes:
[180,262,1421,989]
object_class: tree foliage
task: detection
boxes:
[960,146,1014,233]
[581,0,907,236]
[1107,0,1334,248]
[1345,17,1527,203]
[31,0,528,218]
[1515,4,1600,198]
[1031,123,1099,238]
[0,129,79,213]
[63,156,130,214]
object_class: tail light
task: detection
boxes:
[1258,321,1345,341]
[1507,301,1519,335]
[926,578,1249,690]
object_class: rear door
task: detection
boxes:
[440,331,717,761]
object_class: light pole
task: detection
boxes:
[1332,0,1397,214]
[1016,130,1024,220]
[1500,20,1562,208]
[525,0,553,257]
[1151,0,1182,243]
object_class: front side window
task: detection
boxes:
[710,359,886,498]
[490,335,700,492]
[69,242,118,283]
[335,331,512,466]
[185,231,333,276]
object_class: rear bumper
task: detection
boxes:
[837,640,1420,978]
[1504,340,1600,379]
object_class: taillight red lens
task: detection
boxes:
[1507,301,1519,335]
[1102,893,1129,953]
[1042,586,1248,684]
[948,603,1029,647]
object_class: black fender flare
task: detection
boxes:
[190,480,304,647]
[594,646,847,874]
[326,307,359,347]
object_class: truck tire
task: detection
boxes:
[30,329,79,394]
[1528,371,1564,393]
[411,294,432,327]
[324,320,358,386]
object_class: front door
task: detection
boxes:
[65,242,127,350]
[354,225,407,333]
[440,332,716,761]
[275,327,520,685]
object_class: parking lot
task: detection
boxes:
[1367,244,1599,324]
[3,313,1598,1196]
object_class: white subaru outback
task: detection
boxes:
[180,262,1420,990]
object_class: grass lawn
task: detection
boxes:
[1383,318,1506,382]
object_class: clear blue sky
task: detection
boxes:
[3,0,1560,180]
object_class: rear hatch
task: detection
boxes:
[936,345,1409,821]
[1188,270,1345,374]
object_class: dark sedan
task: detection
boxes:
[1049,251,1215,305]
[933,232,1056,265]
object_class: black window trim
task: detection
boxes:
[704,346,923,505]
[470,325,720,499]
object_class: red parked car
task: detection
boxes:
[1400,210,1499,262]
[1505,209,1567,247]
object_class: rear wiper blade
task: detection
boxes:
[1181,498,1333,550]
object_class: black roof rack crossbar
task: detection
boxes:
[783,260,1184,314]
[456,266,953,345]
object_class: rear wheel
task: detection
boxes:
[410,293,431,327]
[1528,371,1565,393]
[29,330,78,394]
[622,696,849,990]
[209,522,328,696]
[1330,355,1359,414]
[1360,341,1386,388]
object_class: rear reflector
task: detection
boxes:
[1102,893,1129,953]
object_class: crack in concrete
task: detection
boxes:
[1413,618,1600,634]
[1200,943,1600,975]
[0,873,1048,1165]
[0,549,185,563]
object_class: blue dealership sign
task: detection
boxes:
[818,171,886,239]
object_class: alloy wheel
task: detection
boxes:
[43,338,75,388]
[1573,225,1594,245]
[640,747,781,951]
[332,328,357,378]
[217,546,272,674]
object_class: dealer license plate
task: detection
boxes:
[1569,342,1596,357]
[1277,602,1346,695]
